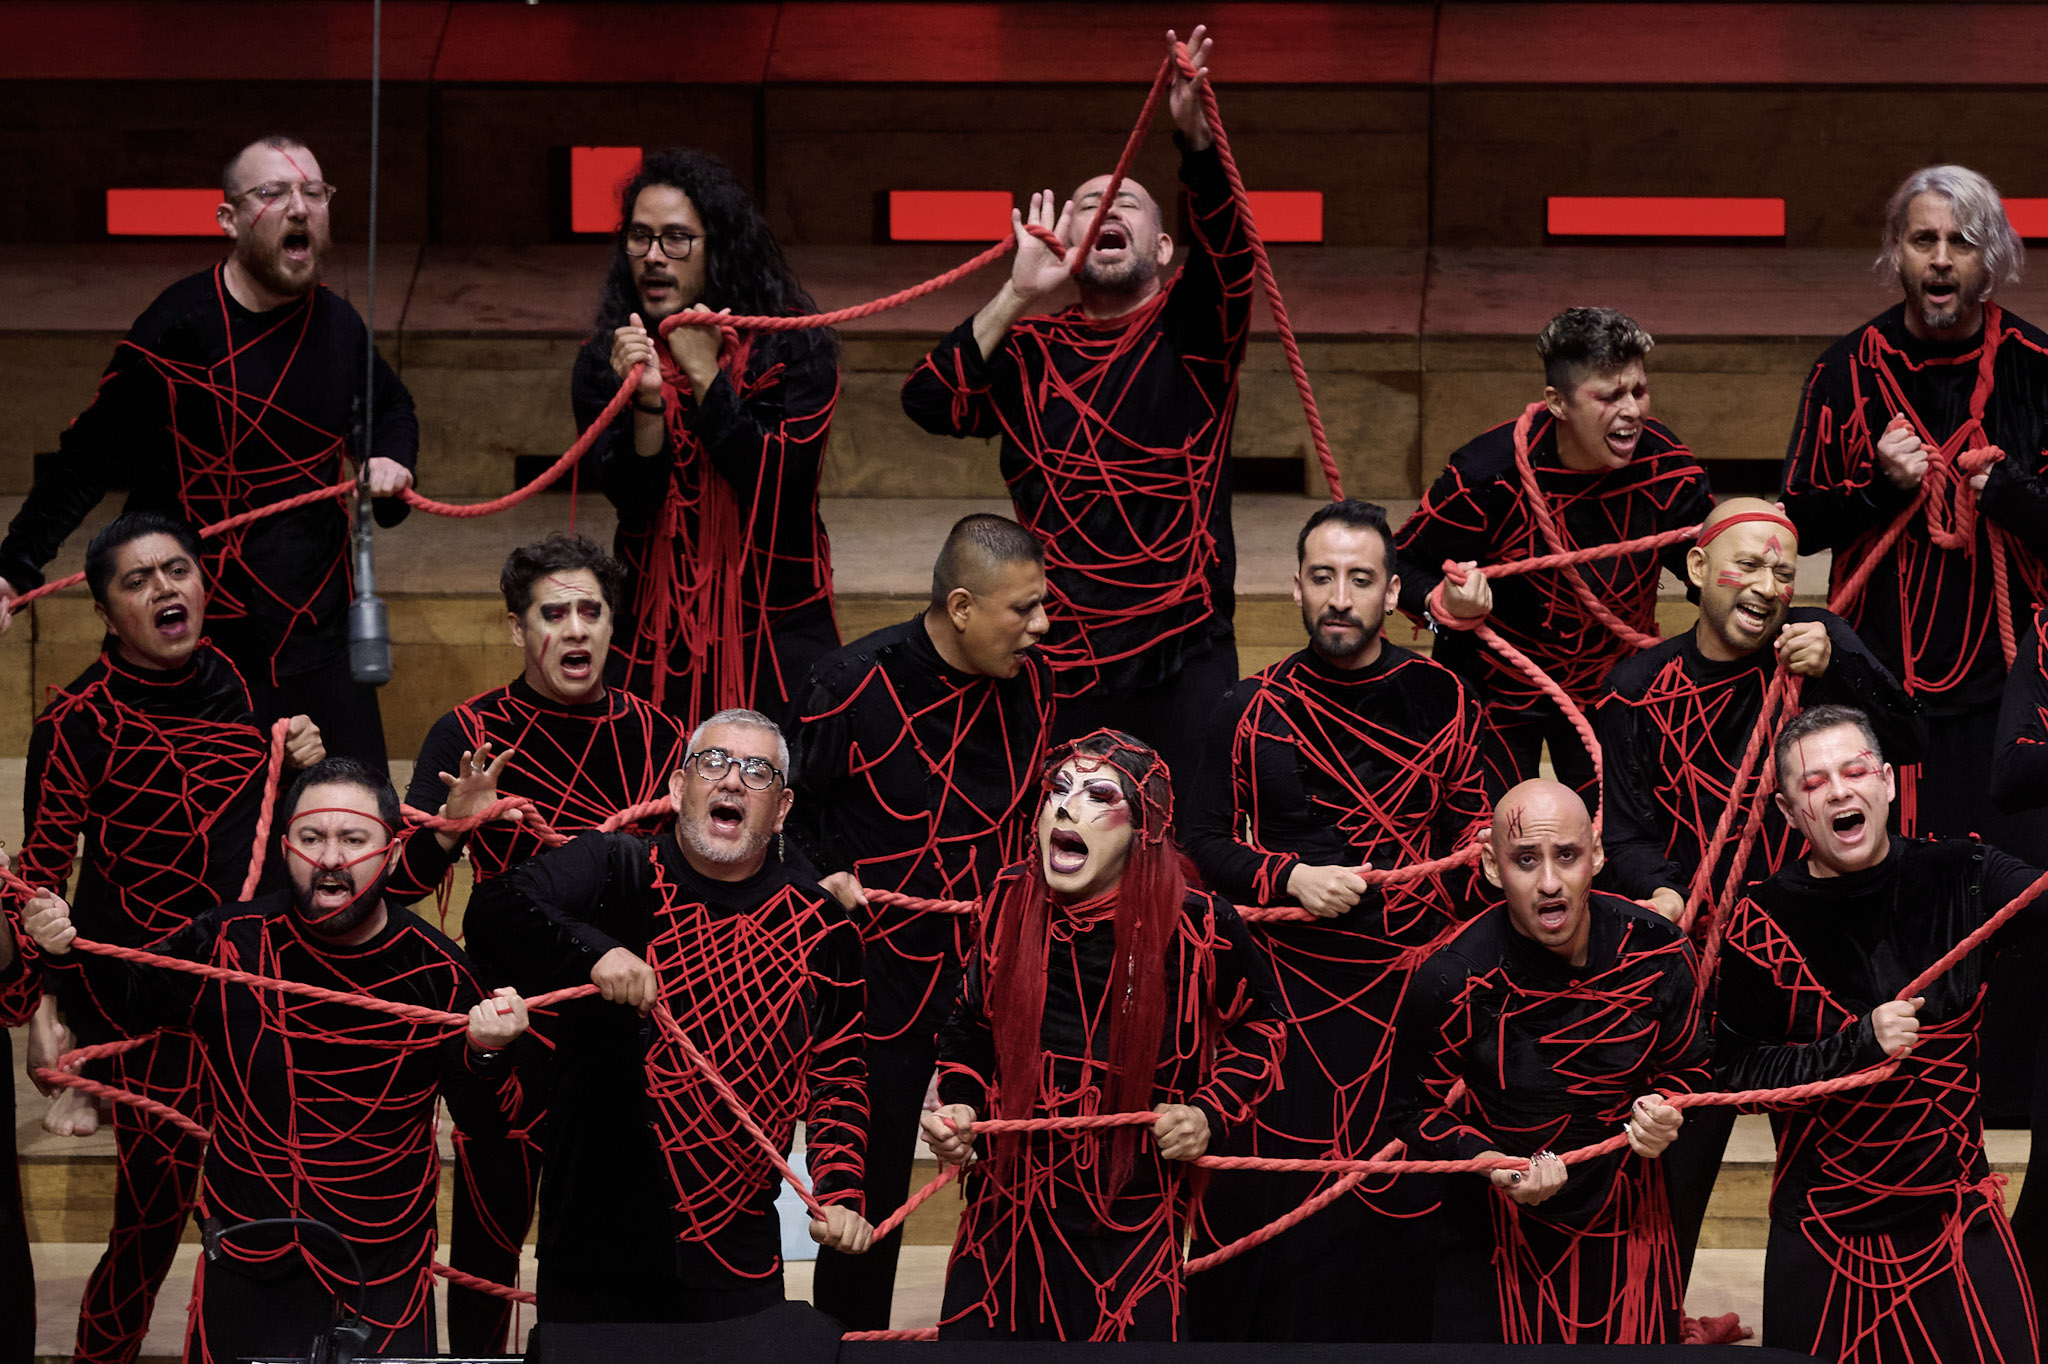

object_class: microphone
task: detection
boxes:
[347,453,391,686]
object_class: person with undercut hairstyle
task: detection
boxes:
[791,513,1055,1330]
[386,532,688,1352]
[1388,779,1705,1346]
[900,28,1250,785]
[9,510,322,1364]
[1717,703,2045,1364]
[1395,307,1713,808]
[1184,498,1488,1343]
[575,148,841,725]
[0,135,417,767]
[1596,498,1922,1300]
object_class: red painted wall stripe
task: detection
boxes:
[571,146,642,234]
[1246,191,1323,243]
[1548,196,1785,238]
[2006,199,2048,240]
[889,191,1013,241]
[106,188,221,236]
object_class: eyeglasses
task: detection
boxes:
[234,180,337,208]
[624,227,703,260]
[684,748,783,791]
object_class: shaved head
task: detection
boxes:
[1689,498,1800,661]
[1697,497,1800,552]
[1484,779,1602,965]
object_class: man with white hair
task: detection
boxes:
[1782,164,2048,1132]
[1784,165,2048,852]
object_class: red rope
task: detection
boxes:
[235,717,293,901]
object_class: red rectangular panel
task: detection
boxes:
[572,146,643,235]
[106,188,221,236]
[890,190,1013,242]
[2007,199,2048,240]
[1247,190,1323,243]
[1547,196,1785,238]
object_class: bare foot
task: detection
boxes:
[43,1085,99,1138]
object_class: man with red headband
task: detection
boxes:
[1596,498,1922,1301]
[1183,498,1488,1343]
[1717,703,2044,1364]
[22,757,529,1363]
[901,29,1251,785]
[8,509,321,1364]
[921,730,1286,1341]
[1388,779,1706,1345]
[1395,308,1712,807]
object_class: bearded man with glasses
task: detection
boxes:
[0,134,418,769]
[573,148,842,726]
[471,707,875,1324]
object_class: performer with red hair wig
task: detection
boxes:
[921,730,1285,1341]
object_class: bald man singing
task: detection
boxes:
[1595,499,1924,1297]
[1387,780,1706,1344]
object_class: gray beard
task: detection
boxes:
[680,818,769,868]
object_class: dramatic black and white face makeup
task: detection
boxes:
[1036,757,1136,900]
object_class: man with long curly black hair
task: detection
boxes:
[572,149,842,725]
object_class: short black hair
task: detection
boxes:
[285,755,403,832]
[1773,704,1884,791]
[500,533,626,616]
[85,511,204,604]
[929,514,1045,611]
[1536,307,1655,393]
[223,134,310,198]
[1296,499,1395,566]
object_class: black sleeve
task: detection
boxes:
[464,831,641,995]
[685,338,838,503]
[1712,901,1888,1093]
[1179,684,1295,905]
[574,340,671,524]
[1981,846,2048,936]
[432,951,526,1141]
[1780,352,1916,554]
[46,910,220,1039]
[802,911,869,1205]
[1158,138,1253,367]
[1808,612,1926,766]
[0,340,162,589]
[1384,945,1498,1162]
[1188,897,1287,1138]
[784,667,857,877]
[1393,458,1505,618]
[935,913,996,1115]
[365,340,419,530]
[385,710,472,904]
[901,316,1013,440]
[1656,463,1717,582]
[1595,682,1685,900]
[1978,449,2048,563]
[1992,616,2048,813]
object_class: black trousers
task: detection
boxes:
[1765,1207,2035,1362]
[189,1254,432,1364]
[1661,1099,1736,1294]
[538,1245,784,1325]
[1,1031,35,1364]
[445,1126,542,1353]
[1478,698,1599,814]
[1053,637,1241,797]
[811,1031,935,1329]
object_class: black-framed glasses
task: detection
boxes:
[624,227,702,260]
[235,180,337,208]
[685,748,782,790]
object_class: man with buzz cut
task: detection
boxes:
[790,513,1055,1330]
[1395,307,1713,807]
[0,134,418,766]
[1717,703,2044,1364]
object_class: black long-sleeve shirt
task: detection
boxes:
[45,894,516,1309]
[467,830,865,1278]
[17,644,272,1037]
[787,616,1053,1041]
[1387,893,1709,1230]
[0,267,418,684]
[900,140,1252,698]
[1395,414,1712,711]
[1782,303,2048,709]
[388,677,688,904]
[1716,837,2043,1233]
[1598,610,1926,905]
[1992,607,2048,812]
[571,330,840,719]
